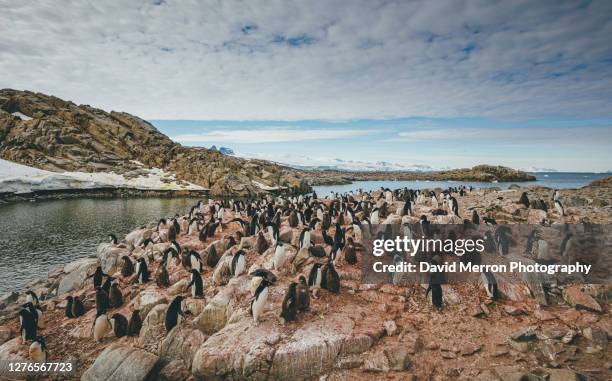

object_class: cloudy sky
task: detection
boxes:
[1,0,611,171]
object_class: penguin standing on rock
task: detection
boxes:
[156,261,171,288]
[250,278,269,324]
[231,250,247,277]
[324,259,340,293]
[109,281,123,308]
[110,313,128,337]
[121,256,134,277]
[296,275,310,311]
[481,271,498,300]
[18,308,37,344]
[165,296,186,334]
[425,271,443,310]
[554,199,565,216]
[280,283,298,323]
[29,336,47,363]
[135,257,149,284]
[93,309,112,342]
[65,296,75,318]
[273,242,286,270]
[471,210,480,225]
[127,310,142,336]
[187,269,204,298]
[73,296,86,317]
[308,263,323,298]
[108,234,118,245]
[518,192,530,208]
[190,250,203,272]
[25,291,40,306]
[89,266,109,288]
[95,287,109,315]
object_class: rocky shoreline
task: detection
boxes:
[0,182,610,380]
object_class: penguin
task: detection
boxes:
[289,210,299,228]
[135,257,149,284]
[231,250,247,277]
[250,278,269,324]
[343,242,357,265]
[29,336,47,363]
[481,271,498,300]
[308,263,323,298]
[109,313,128,337]
[188,269,204,298]
[518,192,530,208]
[102,276,113,294]
[425,280,443,310]
[324,260,340,293]
[392,253,404,286]
[95,287,110,316]
[127,310,142,336]
[93,310,112,342]
[495,226,511,256]
[483,216,497,225]
[554,199,565,216]
[299,228,312,249]
[296,275,310,311]
[109,281,124,308]
[25,291,40,306]
[108,234,118,245]
[121,256,134,277]
[65,296,75,318]
[19,308,37,343]
[255,231,269,254]
[190,250,203,272]
[90,266,108,288]
[206,245,219,268]
[72,296,86,317]
[165,296,185,334]
[23,302,44,329]
[167,221,177,242]
[273,242,286,270]
[471,210,480,225]
[308,245,327,258]
[156,261,171,288]
[559,232,573,263]
[449,196,459,216]
[280,282,298,323]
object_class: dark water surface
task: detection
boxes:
[0,198,201,294]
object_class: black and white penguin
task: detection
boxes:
[110,313,128,337]
[135,257,149,284]
[471,210,480,225]
[23,302,44,329]
[425,261,444,310]
[189,250,203,272]
[121,256,134,277]
[156,261,171,288]
[93,309,112,342]
[18,307,37,343]
[299,227,312,249]
[231,250,247,277]
[519,192,530,208]
[127,310,142,336]
[483,216,497,225]
[324,260,340,293]
[449,196,459,216]
[72,296,86,317]
[95,287,110,316]
[343,241,357,265]
[90,266,108,288]
[273,242,286,270]
[280,282,298,323]
[108,234,118,245]
[250,278,269,324]
[109,281,123,308]
[25,291,40,307]
[554,199,565,216]
[255,231,269,254]
[296,275,310,311]
[480,271,498,300]
[29,336,47,363]
[307,263,323,298]
[165,296,185,334]
[102,276,113,294]
[559,232,573,262]
[65,296,75,318]
[207,245,219,268]
[188,269,204,298]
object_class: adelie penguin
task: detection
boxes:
[109,281,124,308]
[93,309,112,342]
[95,286,110,316]
[255,231,269,255]
[296,275,310,311]
[165,296,186,334]
[280,282,298,323]
[425,270,444,310]
[324,259,340,294]
[518,192,530,208]
[135,257,149,284]
[127,310,142,336]
[307,263,323,298]
[89,266,109,288]
[207,245,220,268]
[18,307,37,343]
[343,242,357,265]
[231,250,247,277]
[480,271,498,300]
[25,290,40,306]
[29,336,47,363]
[23,302,44,329]
[108,233,118,245]
[109,313,128,337]
[73,296,86,317]
[121,255,134,277]
[250,278,269,324]
[273,242,286,270]
[188,269,204,298]
[156,261,171,288]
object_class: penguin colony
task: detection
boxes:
[12,185,569,363]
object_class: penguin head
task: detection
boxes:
[108,234,118,244]
[298,275,307,284]
[65,295,73,302]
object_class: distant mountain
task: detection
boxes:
[249,155,436,172]
[524,167,559,172]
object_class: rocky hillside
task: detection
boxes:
[0,89,311,196]
[304,164,536,184]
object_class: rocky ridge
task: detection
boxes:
[0,182,610,380]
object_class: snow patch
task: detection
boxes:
[11,112,32,121]
[0,159,206,194]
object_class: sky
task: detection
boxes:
[1,0,612,171]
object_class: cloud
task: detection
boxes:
[171,128,375,143]
[0,1,611,121]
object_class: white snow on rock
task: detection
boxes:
[11,112,32,121]
[0,159,206,194]
[251,180,286,191]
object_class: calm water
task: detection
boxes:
[0,198,201,294]
[312,172,610,195]
[0,172,609,294]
